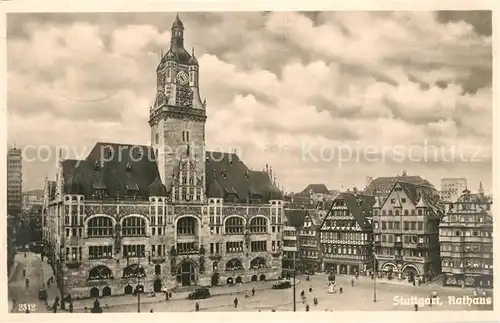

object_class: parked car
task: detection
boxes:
[188,287,211,300]
[38,288,47,300]
[272,281,292,289]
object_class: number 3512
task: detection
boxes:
[18,303,36,312]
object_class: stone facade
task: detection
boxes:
[43,195,282,299]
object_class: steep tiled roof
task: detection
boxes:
[307,209,326,226]
[327,192,375,228]
[298,183,330,196]
[382,181,444,217]
[62,142,164,200]
[365,175,434,195]
[285,209,308,227]
[204,152,283,202]
[61,143,282,202]
[287,195,315,209]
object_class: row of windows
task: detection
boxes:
[323,220,357,228]
[443,214,490,223]
[376,248,429,257]
[283,240,296,247]
[65,247,83,261]
[321,232,369,241]
[323,245,367,255]
[151,245,166,256]
[440,244,492,253]
[439,229,492,237]
[374,221,428,231]
[150,216,164,226]
[375,234,426,244]
[250,241,267,252]
[123,245,146,257]
[302,250,319,258]
[226,241,244,253]
[442,259,493,269]
[89,245,113,259]
[374,209,425,216]
[177,242,198,254]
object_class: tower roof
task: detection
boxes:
[172,13,184,29]
[189,48,199,65]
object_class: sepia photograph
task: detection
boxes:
[4,6,494,316]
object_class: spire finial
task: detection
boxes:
[192,47,195,56]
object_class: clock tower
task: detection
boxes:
[149,14,206,201]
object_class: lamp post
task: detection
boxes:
[127,251,151,313]
[372,245,377,302]
[288,210,306,312]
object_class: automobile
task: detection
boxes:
[272,281,292,289]
[188,287,211,300]
[38,288,48,300]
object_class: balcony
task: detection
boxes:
[209,254,222,261]
[176,249,199,256]
[394,255,403,261]
[376,255,395,261]
[151,256,166,264]
[394,241,403,248]
[374,241,381,247]
[403,256,425,263]
[416,242,429,249]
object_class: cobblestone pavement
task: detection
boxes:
[80,274,492,312]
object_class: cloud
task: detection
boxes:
[7,11,492,194]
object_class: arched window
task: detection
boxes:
[225,259,243,271]
[123,264,146,278]
[177,217,197,235]
[250,257,266,269]
[87,217,114,237]
[155,264,161,275]
[225,217,244,234]
[122,217,146,236]
[89,265,114,280]
[249,217,268,233]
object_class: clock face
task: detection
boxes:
[177,71,189,85]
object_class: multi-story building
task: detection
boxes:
[42,15,284,299]
[439,186,493,288]
[364,171,433,200]
[7,147,23,216]
[297,209,324,272]
[372,181,443,283]
[281,210,302,271]
[319,192,375,275]
[22,189,44,211]
[7,214,17,275]
[296,184,333,202]
[440,178,467,203]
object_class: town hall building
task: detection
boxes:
[42,15,284,299]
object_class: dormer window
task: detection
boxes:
[126,183,139,199]
[94,160,100,170]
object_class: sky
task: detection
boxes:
[6,11,492,194]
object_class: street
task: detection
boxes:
[72,274,493,312]
[8,253,493,313]
[8,252,51,313]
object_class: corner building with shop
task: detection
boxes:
[41,15,284,299]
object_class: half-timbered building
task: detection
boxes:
[319,193,375,275]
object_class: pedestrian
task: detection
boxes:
[339,287,343,294]
[195,302,200,312]
[150,309,153,313]
[69,302,73,313]
[23,269,26,277]
[309,286,312,292]
[351,278,355,287]
[313,297,318,306]
[252,287,255,296]
[234,297,238,308]
[168,291,172,299]
[305,304,310,312]
[300,290,305,298]
[414,304,418,311]
[84,306,88,313]
[245,290,249,298]
[25,278,30,288]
